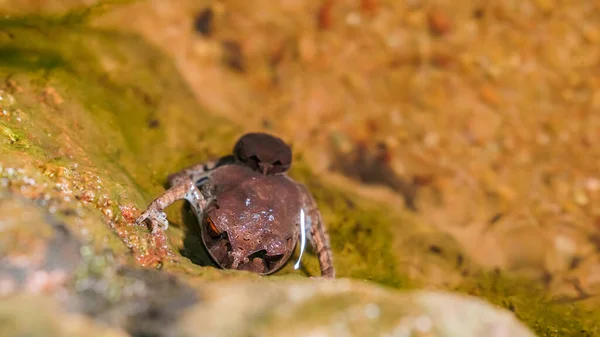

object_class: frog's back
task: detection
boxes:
[207,164,301,234]
[209,165,298,199]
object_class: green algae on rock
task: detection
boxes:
[0,14,237,267]
[0,3,595,337]
[456,271,600,337]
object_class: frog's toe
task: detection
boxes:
[135,209,169,233]
[154,211,169,232]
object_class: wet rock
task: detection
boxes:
[0,294,128,337]
[0,190,199,337]
[0,191,81,295]
[178,280,537,337]
[68,265,199,337]
[0,190,532,336]
[0,2,596,335]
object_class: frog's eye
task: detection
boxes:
[206,216,221,237]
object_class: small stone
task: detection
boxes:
[558,131,570,143]
[479,84,503,107]
[582,25,600,43]
[516,150,532,164]
[405,0,423,10]
[361,0,378,16]
[465,108,501,144]
[496,184,517,202]
[390,109,404,125]
[423,132,440,148]
[298,35,317,63]
[585,177,600,192]
[318,0,334,30]
[574,189,588,206]
[385,136,399,149]
[42,87,63,105]
[221,40,245,73]
[428,9,452,36]
[536,132,551,146]
[554,235,576,259]
[364,303,380,319]
[0,90,15,106]
[406,11,425,27]
[592,91,600,109]
[561,89,574,102]
[534,0,556,14]
[413,315,433,333]
[431,53,452,68]
[472,8,485,19]
[386,33,404,48]
[193,7,214,37]
[346,12,362,26]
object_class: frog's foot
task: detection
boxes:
[135,207,169,233]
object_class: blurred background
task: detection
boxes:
[1,0,600,336]
[95,0,600,300]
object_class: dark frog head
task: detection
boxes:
[199,170,300,274]
[233,132,292,175]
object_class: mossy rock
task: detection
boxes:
[0,3,597,337]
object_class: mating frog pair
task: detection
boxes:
[136,133,335,278]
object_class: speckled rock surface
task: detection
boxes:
[0,294,128,337]
[0,1,598,336]
[0,192,81,295]
[0,193,535,337]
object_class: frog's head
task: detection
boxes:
[233,132,292,175]
[199,188,297,274]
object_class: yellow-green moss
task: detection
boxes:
[0,7,598,336]
[456,272,600,337]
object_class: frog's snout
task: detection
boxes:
[228,249,267,273]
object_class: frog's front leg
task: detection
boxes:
[167,155,235,186]
[136,178,209,233]
[296,184,335,278]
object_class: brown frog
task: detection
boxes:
[135,133,335,278]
